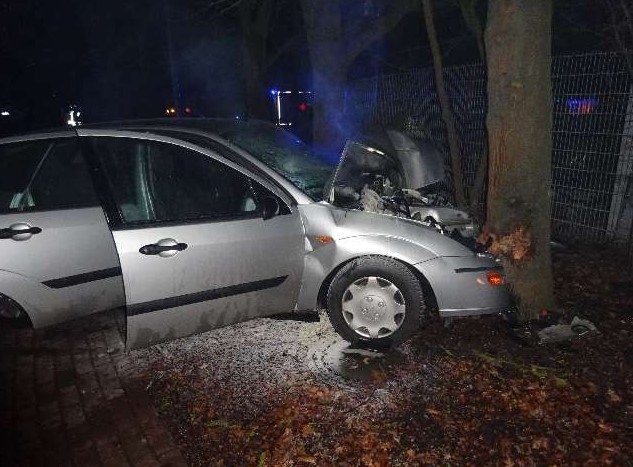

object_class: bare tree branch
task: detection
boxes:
[422,0,467,209]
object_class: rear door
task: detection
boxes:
[0,135,124,327]
[83,132,305,349]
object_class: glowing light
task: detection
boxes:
[365,146,386,156]
[270,88,312,126]
[66,105,82,127]
[566,97,598,115]
[0,111,9,117]
[486,271,504,287]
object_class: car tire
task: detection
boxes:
[326,256,425,347]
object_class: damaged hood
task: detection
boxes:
[330,129,447,195]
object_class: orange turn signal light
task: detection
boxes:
[486,271,504,286]
[315,235,333,244]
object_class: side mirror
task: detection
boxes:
[261,196,280,220]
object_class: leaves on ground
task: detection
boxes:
[144,248,633,466]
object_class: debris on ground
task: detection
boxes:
[538,316,599,344]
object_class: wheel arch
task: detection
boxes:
[317,254,438,312]
[0,292,33,327]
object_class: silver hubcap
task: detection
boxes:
[341,276,406,339]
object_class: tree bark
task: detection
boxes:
[422,0,467,210]
[239,0,274,119]
[301,0,417,154]
[484,0,554,319]
[240,34,273,119]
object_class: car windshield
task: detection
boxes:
[220,124,334,201]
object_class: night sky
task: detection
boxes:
[0,0,613,134]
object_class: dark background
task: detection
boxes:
[0,0,613,135]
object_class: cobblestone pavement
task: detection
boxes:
[0,309,187,467]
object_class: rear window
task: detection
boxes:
[0,140,51,210]
[0,138,99,213]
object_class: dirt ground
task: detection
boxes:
[128,247,633,466]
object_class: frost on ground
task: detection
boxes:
[127,248,633,466]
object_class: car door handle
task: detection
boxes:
[0,225,42,240]
[139,242,188,256]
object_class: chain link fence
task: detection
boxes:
[345,52,633,266]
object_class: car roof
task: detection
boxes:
[0,118,278,142]
[85,118,276,137]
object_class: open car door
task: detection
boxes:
[82,131,305,349]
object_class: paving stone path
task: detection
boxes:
[0,310,187,467]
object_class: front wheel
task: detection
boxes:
[326,256,425,347]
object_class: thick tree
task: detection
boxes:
[483,0,554,318]
[236,0,303,119]
[192,0,301,119]
[300,0,417,153]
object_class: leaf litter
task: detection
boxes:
[130,247,633,465]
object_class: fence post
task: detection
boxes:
[607,83,633,242]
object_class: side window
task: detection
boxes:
[0,138,98,213]
[0,140,49,212]
[29,139,99,210]
[89,137,259,225]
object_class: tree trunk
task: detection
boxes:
[241,36,272,119]
[301,0,348,154]
[484,0,554,319]
[239,2,273,120]
[301,0,416,154]
[422,0,467,210]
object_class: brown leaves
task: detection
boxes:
[144,248,633,466]
[478,225,533,261]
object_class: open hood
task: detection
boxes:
[328,129,447,204]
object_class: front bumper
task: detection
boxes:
[414,254,510,318]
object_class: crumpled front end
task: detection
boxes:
[327,129,477,240]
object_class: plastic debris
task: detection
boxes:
[537,316,599,344]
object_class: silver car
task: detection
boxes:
[0,120,509,349]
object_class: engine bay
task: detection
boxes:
[328,130,476,242]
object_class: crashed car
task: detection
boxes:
[0,119,508,349]
[329,129,476,240]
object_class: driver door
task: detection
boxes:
[84,133,305,349]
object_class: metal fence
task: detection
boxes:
[345,52,633,258]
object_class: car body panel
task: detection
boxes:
[0,207,124,326]
[117,212,305,349]
[0,120,509,349]
[413,255,510,316]
[293,202,506,314]
[78,130,307,349]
